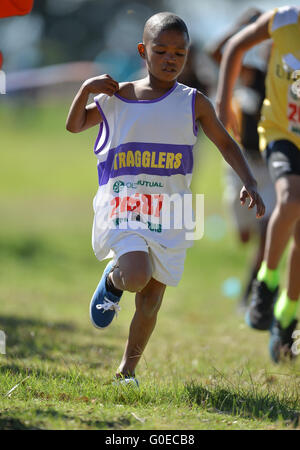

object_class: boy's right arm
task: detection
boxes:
[66,74,119,133]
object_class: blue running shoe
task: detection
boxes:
[269,318,298,363]
[90,260,123,329]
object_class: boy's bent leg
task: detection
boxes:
[116,278,166,377]
[90,250,152,329]
[111,251,153,293]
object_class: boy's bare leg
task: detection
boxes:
[264,175,300,269]
[117,278,166,377]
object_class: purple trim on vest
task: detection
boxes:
[94,99,110,154]
[97,141,194,186]
[114,82,178,104]
[192,89,198,137]
[94,122,103,152]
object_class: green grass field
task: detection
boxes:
[0,101,299,430]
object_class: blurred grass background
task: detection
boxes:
[0,101,299,430]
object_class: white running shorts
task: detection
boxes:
[108,232,187,287]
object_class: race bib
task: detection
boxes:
[110,193,164,233]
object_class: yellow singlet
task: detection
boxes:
[258,6,300,151]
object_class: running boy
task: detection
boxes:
[66,12,265,384]
[216,6,300,362]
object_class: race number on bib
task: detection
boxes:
[110,193,164,232]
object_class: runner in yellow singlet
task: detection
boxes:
[216,6,300,363]
[208,9,275,310]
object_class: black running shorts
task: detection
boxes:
[264,140,300,182]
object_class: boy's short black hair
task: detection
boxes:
[143,12,190,43]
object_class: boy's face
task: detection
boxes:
[139,29,189,82]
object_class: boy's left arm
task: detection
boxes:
[195,92,265,218]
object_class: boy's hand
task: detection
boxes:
[240,184,265,218]
[83,74,119,96]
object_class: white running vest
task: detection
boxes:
[92,82,198,261]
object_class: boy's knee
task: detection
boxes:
[117,251,152,292]
[122,269,152,292]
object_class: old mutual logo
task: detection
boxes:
[113,180,125,193]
